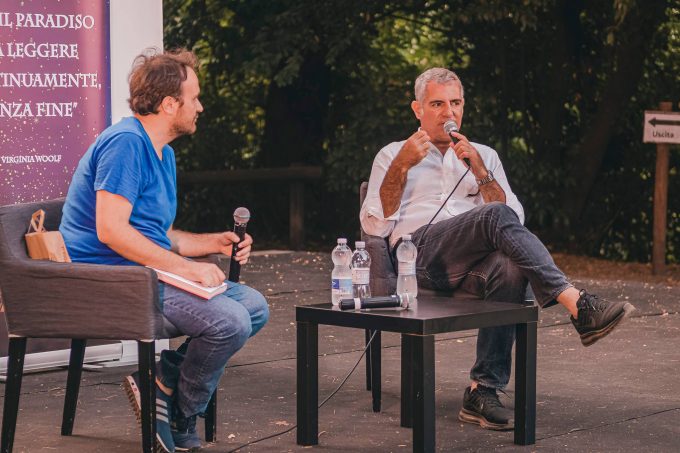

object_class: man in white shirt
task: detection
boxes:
[360,67,634,432]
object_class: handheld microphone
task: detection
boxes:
[339,294,411,310]
[443,120,470,167]
[228,207,250,282]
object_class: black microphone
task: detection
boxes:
[228,207,250,282]
[339,294,411,310]
[443,120,470,167]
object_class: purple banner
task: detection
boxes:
[0,0,110,205]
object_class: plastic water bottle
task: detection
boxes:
[331,238,352,305]
[396,234,418,298]
[351,241,371,299]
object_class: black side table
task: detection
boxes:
[296,296,538,453]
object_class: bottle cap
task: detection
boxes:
[337,238,347,244]
[402,234,412,241]
[355,241,365,248]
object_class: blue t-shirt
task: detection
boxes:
[60,117,177,265]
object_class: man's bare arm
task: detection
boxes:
[167,228,253,264]
[379,161,409,218]
[379,130,431,218]
[479,179,506,203]
[450,131,507,204]
[96,190,225,286]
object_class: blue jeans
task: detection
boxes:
[157,281,269,417]
[410,202,572,389]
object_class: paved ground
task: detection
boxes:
[2,251,679,452]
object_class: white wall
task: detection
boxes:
[108,0,169,360]
[109,0,164,124]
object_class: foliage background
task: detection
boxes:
[163,0,680,262]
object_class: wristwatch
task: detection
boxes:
[476,170,495,186]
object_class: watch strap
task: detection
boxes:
[476,170,495,186]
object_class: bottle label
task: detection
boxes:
[339,278,352,294]
[398,262,416,275]
[352,268,370,285]
[332,278,352,294]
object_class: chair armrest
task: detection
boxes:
[361,233,397,296]
[0,259,164,340]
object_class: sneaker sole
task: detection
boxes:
[123,376,174,453]
[175,443,201,452]
[123,376,143,421]
[580,303,636,347]
[458,407,514,431]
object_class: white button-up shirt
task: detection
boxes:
[360,140,525,247]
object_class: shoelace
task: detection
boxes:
[475,386,503,408]
[579,291,606,312]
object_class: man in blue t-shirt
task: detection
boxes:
[60,49,269,453]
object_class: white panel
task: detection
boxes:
[0,343,121,377]
[643,111,680,144]
[109,0,164,124]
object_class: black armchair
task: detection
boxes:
[0,199,219,453]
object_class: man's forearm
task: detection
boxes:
[103,223,192,273]
[379,160,409,218]
[168,229,221,257]
[479,180,506,204]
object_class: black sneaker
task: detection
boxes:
[123,372,176,453]
[570,290,635,347]
[458,385,514,431]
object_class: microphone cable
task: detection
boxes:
[227,150,472,452]
[225,330,379,452]
[413,166,471,249]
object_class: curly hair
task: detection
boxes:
[128,48,198,115]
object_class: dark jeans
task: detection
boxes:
[157,281,269,417]
[410,202,571,389]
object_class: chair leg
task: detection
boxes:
[137,341,156,453]
[61,339,87,436]
[1,337,27,453]
[205,390,217,442]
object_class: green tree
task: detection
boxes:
[163,0,680,261]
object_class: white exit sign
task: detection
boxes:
[644,111,680,144]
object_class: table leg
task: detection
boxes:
[514,321,537,445]
[365,329,372,391]
[412,334,435,453]
[297,321,318,445]
[401,334,414,428]
[370,330,381,412]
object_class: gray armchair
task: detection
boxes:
[0,199,219,453]
[358,182,535,411]
[359,182,397,296]
[359,182,452,298]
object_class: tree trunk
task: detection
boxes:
[560,0,667,243]
[534,0,584,168]
[260,53,330,167]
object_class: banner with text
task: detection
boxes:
[0,0,110,205]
